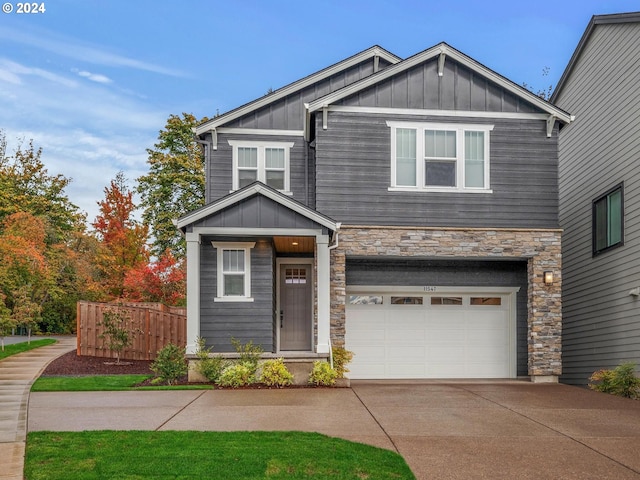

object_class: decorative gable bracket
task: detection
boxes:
[546,115,556,138]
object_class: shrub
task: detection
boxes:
[218,363,254,388]
[230,337,263,374]
[308,360,337,386]
[332,347,354,378]
[194,337,227,383]
[260,358,294,387]
[589,362,640,399]
[151,344,188,385]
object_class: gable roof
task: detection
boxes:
[176,181,338,232]
[551,12,640,102]
[194,45,401,136]
[308,42,572,124]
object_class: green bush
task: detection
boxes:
[230,337,263,374]
[151,344,188,385]
[218,363,254,388]
[308,361,337,386]
[194,337,227,383]
[589,362,640,399]
[260,358,294,387]
[331,347,354,378]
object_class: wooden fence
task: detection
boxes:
[77,301,187,361]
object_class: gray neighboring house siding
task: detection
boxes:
[552,13,640,385]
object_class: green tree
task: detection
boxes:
[0,294,16,351]
[137,113,207,259]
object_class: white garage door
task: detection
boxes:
[345,288,516,379]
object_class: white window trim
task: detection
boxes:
[387,121,494,193]
[228,140,294,194]
[212,242,256,302]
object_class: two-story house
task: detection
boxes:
[178,42,571,382]
[551,12,640,385]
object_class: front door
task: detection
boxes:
[279,263,312,351]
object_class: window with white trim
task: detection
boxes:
[229,140,294,193]
[388,122,493,192]
[212,242,255,301]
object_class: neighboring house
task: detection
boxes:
[551,12,640,385]
[178,42,571,382]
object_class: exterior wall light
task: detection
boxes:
[543,271,554,285]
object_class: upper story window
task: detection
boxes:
[388,122,494,193]
[228,140,294,193]
[593,183,623,256]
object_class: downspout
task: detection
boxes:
[327,222,341,368]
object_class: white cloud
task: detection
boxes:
[75,69,113,84]
[0,26,186,77]
[0,58,78,87]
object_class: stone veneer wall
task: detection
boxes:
[330,226,562,380]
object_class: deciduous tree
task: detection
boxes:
[137,113,207,259]
[92,172,149,299]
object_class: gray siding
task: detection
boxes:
[315,112,559,228]
[192,194,323,230]
[346,258,528,376]
[207,133,310,205]
[339,56,538,113]
[200,238,275,352]
[555,22,640,385]
[225,58,394,130]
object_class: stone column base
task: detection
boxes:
[530,375,559,383]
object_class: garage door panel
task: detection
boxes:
[346,289,514,379]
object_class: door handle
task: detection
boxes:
[280,310,284,328]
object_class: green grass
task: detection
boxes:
[0,338,56,360]
[31,375,213,391]
[26,431,415,479]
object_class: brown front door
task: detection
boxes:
[279,264,312,351]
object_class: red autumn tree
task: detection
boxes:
[123,249,186,306]
[92,172,149,299]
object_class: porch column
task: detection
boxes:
[316,235,331,354]
[185,233,201,355]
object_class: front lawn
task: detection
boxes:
[26,430,415,479]
[0,339,56,360]
[31,375,212,391]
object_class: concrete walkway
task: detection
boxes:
[28,381,640,479]
[0,337,76,480]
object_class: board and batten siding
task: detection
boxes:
[346,258,529,376]
[314,111,559,228]
[199,237,275,353]
[555,21,640,385]
[225,57,395,130]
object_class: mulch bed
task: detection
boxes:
[42,351,154,376]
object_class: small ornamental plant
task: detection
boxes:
[230,337,263,375]
[589,362,640,399]
[98,307,139,364]
[194,336,227,383]
[331,347,354,379]
[260,358,294,387]
[218,363,254,388]
[308,360,338,386]
[151,344,188,385]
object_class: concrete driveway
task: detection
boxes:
[28,381,640,479]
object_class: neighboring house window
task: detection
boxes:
[388,122,494,192]
[228,140,294,193]
[212,242,255,301]
[593,184,623,256]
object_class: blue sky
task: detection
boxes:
[1,0,637,222]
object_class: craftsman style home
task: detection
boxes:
[178,42,571,382]
[551,12,640,385]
